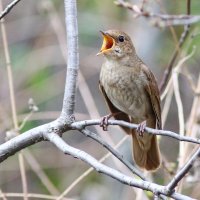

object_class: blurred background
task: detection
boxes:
[0,0,200,199]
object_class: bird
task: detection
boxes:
[97,30,162,171]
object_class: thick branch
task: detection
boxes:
[61,0,79,120]
[0,119,68,163]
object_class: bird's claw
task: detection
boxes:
[100,114,113,131]
[136,120,147,137]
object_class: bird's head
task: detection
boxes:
[97,30,135,60]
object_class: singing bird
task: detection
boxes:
[98,30,162,171]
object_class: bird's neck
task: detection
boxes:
[104,53,142,68]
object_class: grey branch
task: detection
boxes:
[45,132,195,200]
[0,120,196,199]
[71,119,200,145]
[167,147,200,191]
[61,0,79,121]
[0,119,68,162]
[80,128,145,180]
[0,117,199,199]
[115,0,200,27]
[0,0,22,20]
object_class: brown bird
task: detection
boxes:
[98,30,162,171]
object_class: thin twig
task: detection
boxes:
[0,0,22,20]
[161,86,173,126]
[0,1,18,129]
[80,129,145,179]
[172,47,196,171]
[71,119,200,145]
[0,192,73,200]
[167,147,200,191]
[114,0,198,26]
[178,74,200,192]
[0,1,28,199]
[23,151,60,195]
[159,0,191,93]
[19,111,34,130]
[0,189,7,200]
[180,71,200,96]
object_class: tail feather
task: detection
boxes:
[145,135,161,171]
[132,130,161,171]
[132,132,147,169]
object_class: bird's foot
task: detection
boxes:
[100,114,112,131]
[136,120,147,137]
[100,112,121,131]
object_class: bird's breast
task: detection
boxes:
[100,62,152,120]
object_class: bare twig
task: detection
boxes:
[167,147,200,191]
[159,25,191,93]
[114,0,197,27]
[71,119,200,145]
[0,0,22,20]
[0,1,28,199]
[159,0,191,93]
[23,151,60,195]
[161,86,173,125]
[172,47,196,170]
[80,129,145,179]
[0,192,73,200]
[0,189,7,200]
[177,74,200,193]
[0,1,18,129]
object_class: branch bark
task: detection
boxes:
[115,0,198,27]
[61,0,79,121]
[71,119,200,145]
[167,147,200,191]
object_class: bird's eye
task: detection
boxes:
[118,35,125,42]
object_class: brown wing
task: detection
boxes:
[142,65,162,129]
[99,81,131,134]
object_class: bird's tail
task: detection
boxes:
[131,130,161,171]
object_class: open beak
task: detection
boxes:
[97,31,115,56]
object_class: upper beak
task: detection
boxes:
[97,31,115,56]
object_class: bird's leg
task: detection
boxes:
[136,120,147,137]
[100,112,122,131]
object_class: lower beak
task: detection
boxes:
[97,31,115,56]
